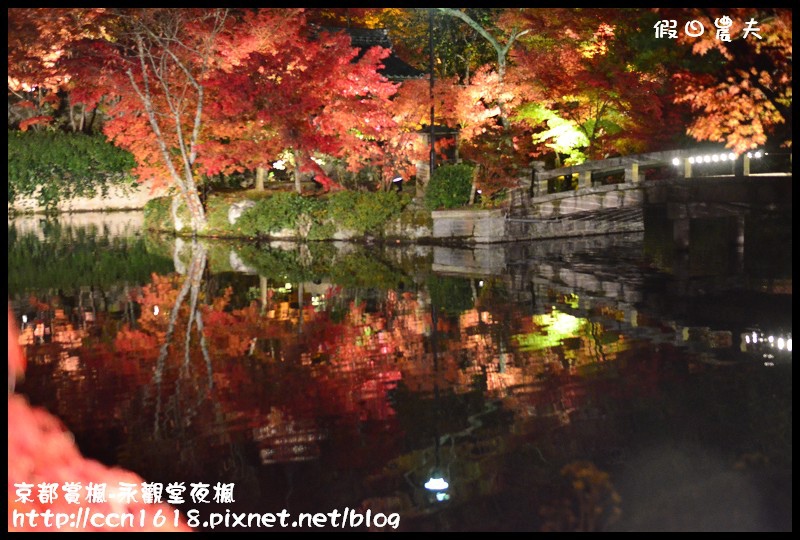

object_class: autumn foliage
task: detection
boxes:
[665,8,793,153]
[198,17,406,190]
[7,7,793,214]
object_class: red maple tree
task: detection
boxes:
[199,18,404,192]
[662,8,792,153]
[17,8,411,230]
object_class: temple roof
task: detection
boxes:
[316,26,426,81]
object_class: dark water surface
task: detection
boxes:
[8,211,791,532]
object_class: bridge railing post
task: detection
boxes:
[625,162,639,183]
[533,172,549,197]
[529,161,547,198]
[580,170,592,190]
[733,153,751,177]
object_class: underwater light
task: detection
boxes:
[424,476,449,491]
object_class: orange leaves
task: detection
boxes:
[114,328,159,354]
[674,67,787,153]
[662,8,792,151]
[18,115,55,132]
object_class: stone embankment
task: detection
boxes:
[8,183,162,214]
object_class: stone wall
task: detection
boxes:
[9,183,164,214]
[430,208,507,244]
[430,194,645,244]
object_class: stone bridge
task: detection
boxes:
[430,147,792,246]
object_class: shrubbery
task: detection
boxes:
[8,129,136,212]
[326,190,412,235]
[235,192,326,237]
[143,197,173,230]
[233,190,412,239]
[145,187,416,240]
[424,163,475,210]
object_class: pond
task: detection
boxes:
[7,211,792,532]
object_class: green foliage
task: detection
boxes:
[396,206,434,228]
[144,189,413,240]
[307,219,337,241]
[231,241,412,291]
[515,103,589,166]
[424,163,475,210]
[8,129,137,212]
[205,195,237,236]
[234,244,321,283]
[235,192,326,237]
[326,190,412,235]
[143,197,174,231]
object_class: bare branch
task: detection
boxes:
[126,33,187,193]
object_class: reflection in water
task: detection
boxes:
[8,214,792,532]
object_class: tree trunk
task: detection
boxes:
[173,188,207,233]
[292,149,303,194]
[183,188,207,232]
[297,281,304,335]
[468,164,480,205]
[86,107,97,132]
[260,275,269,315]
[255,167,267,191]
[68,100,77,132]
[437,9,529,132]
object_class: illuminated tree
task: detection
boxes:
[13,8,409,228]
[8,8,113,132]
[510,9,673,165]
[200,19,404,192]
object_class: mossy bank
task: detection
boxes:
[143,190,434,243]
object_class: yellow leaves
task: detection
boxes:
[579,23,614,59]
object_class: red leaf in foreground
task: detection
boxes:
[7,306,193,532]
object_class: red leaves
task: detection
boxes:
[18,115,55,132]
[189,12,407,184]
[114,329,159,354]
[661,8,792,152]
[8,395,193,531]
